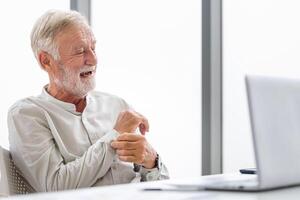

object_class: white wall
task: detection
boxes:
[0,1,69,149]
[92,0,202,178]
[223,0,300,172]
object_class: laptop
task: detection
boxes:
[166,75,300,191]
[203,75,300,191]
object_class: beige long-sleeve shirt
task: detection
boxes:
[7,87,169,192]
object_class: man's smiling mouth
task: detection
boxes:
[80,70,95,78]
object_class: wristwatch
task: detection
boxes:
[133,163,141,172]
[153,153,160,169]
[133,153,160,172]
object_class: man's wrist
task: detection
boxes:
[143,153,159,169]
[139,153,162,181]
[133,153,160,172]
[153,153,160,169]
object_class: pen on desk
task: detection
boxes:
[143,187,203,192]
[143,188,163,191]
[239,168,256,174]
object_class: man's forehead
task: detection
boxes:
[55,25,96,45]
[71,39,96,49]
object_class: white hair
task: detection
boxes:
[31,9,90,65]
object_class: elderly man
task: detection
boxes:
[7,10,169,192]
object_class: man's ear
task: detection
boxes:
[39,51,53,71]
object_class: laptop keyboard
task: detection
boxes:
[207,177,259,190]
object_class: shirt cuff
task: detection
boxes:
[140,167,160,181]
[96,129,119,159]
[139,155,163,181]
[98,129,119,143]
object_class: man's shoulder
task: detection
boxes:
[8,96,44,116]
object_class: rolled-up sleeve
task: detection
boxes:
[139,157,169,182]
[8,105,118,192]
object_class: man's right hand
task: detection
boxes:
[114,110,149,135]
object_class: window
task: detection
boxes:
[92,0,201,178]
[223,0,300,172]
[0,1,70,149]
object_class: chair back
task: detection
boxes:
[0,147,35,196]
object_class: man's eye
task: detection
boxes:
[76,48,85,54]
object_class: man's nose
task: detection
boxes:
[85,49,97,66]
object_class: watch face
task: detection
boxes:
[155,153,160,169]
[133,163,141,172]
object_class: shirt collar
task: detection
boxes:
[40,85,84,115]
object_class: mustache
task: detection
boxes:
[58,63,96,73]
[79,66,96,73]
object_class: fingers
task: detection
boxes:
[111,132,156,166]
[116,149,136,156]
[129,110,149,133]
[135,111,149,133]
[111,141,137,150]
[139,124,146,135]
[112,143,145,164]
[118,153,146,164]
[113,141,156,167]
[111,134,145,149]
[116,132,144,141]
[119,156,136,163]
[114,109,149,134]
[141,118,149,132]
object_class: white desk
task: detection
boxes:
[4,175,300,200]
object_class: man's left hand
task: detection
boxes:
[111,133,157,169]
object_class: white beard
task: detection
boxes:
[54,64,96,98]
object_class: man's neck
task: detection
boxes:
[47,84,87,113]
